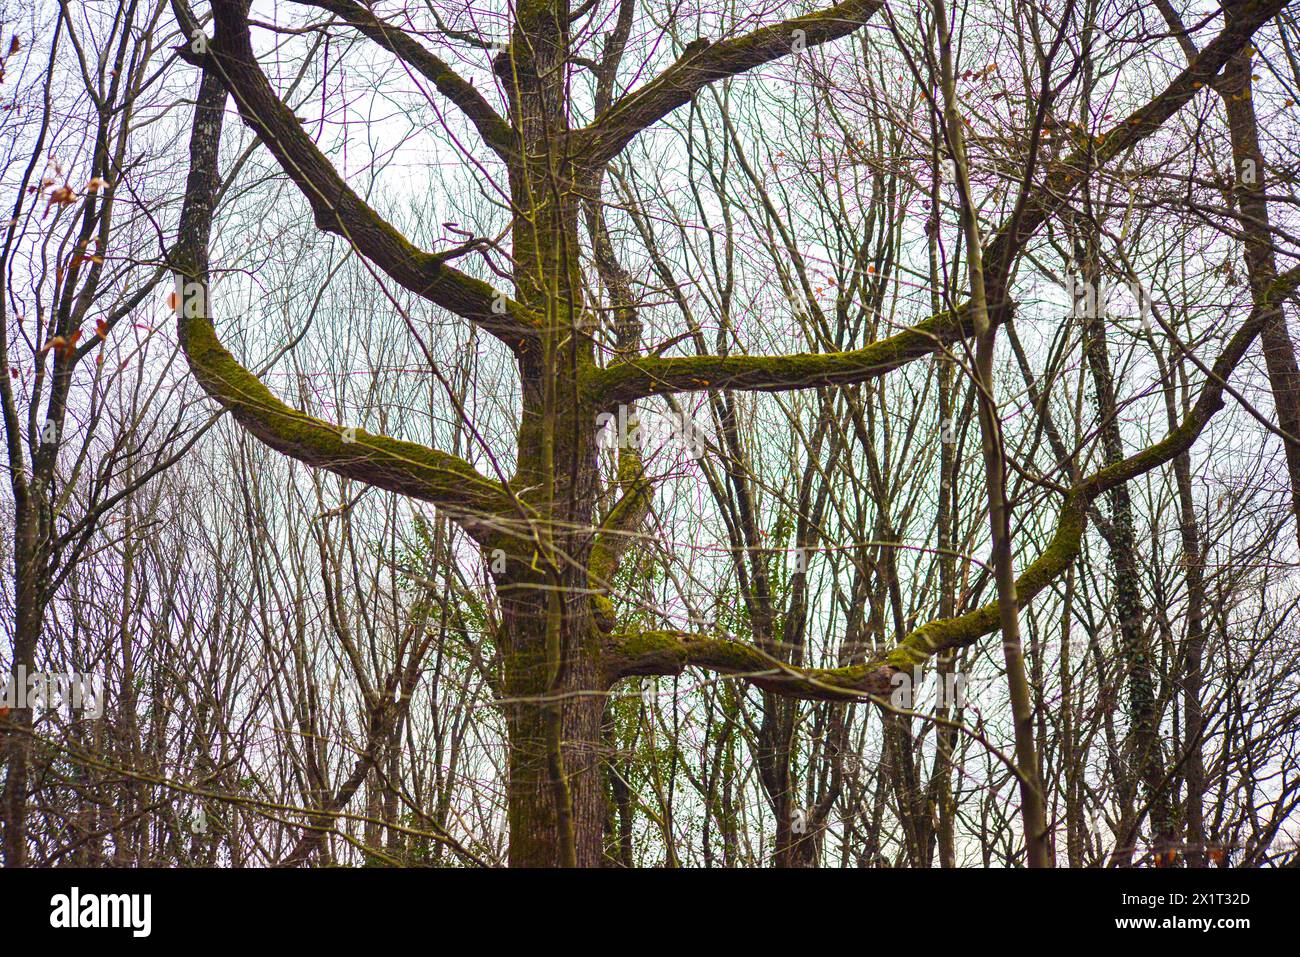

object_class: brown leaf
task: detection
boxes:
[43,184,76,218]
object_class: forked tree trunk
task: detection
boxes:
[491,4,616,866]
[494,310,614,867]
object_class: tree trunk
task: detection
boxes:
[1078,248,1173,864]
[1,494,43,867]
[500,603,609,866]
[1219,47,1300,549]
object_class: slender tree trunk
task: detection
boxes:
[930,124,959,867]
[1218,46,1300,549]
[2,495,43,867]
[1174,445,1208,867]
[1077,244,1172,863]
[934,0,1051,867]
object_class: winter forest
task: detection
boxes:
[2,0,1300,870]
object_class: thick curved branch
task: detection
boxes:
[579,0,883,164]
[605,269,1300,699]
[197,0,539,352]
[294,0,515,157]
[585,303,972,404]
[178,313,515,540]
[173,59,514,545]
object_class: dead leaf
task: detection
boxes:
[43,184,76,218]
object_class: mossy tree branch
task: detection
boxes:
[604,269,1300,700]
[585,304,972,405]
[172,57,516,547]
[177,312,517,543]
[578,0,884,165]
[584,0,1288,408]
